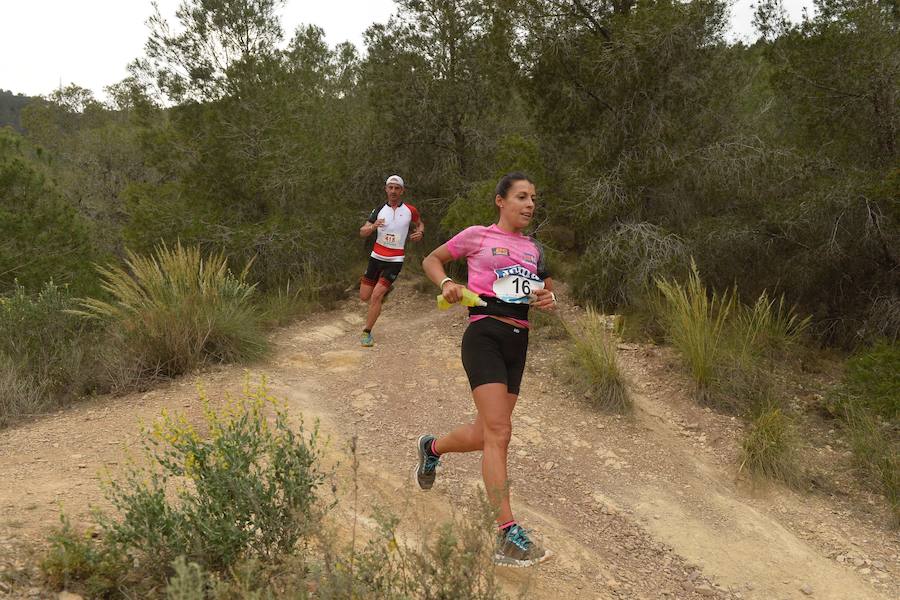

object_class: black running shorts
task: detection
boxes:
[362,257,403,288]
[461,317,529,395]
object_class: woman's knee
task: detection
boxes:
[482,420,512,446]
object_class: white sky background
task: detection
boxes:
[1,0,813,99]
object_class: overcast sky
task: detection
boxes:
[1,0,813,99]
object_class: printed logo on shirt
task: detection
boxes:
[523,253,537,264]
[491,247,509,256]
[494,264,541,281]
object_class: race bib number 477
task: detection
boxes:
[492,265,544,304]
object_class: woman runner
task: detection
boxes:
[416,172,557,567]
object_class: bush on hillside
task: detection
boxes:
[565,309,631,412]
[740,402,799,486]
[0,281,100,426]
[76,243,266,380]
[44,383,328,594]
[44,384,508,599]
[831,341,900,525]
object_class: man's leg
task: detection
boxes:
[364,280,391,332]
[359,281,375,302]
[360,257,379,302]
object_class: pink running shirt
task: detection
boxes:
[446,224,550,327]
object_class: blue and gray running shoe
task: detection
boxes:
[360,331,374,347]
[493,524,551,567]
[414,434,440,490]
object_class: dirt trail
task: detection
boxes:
[1,283,897,599]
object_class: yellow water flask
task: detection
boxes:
[436,287,488,309]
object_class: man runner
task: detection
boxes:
[358,175,424,347]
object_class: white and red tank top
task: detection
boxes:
[367,202,420,263]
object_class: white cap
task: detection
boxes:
[385,175,405,188]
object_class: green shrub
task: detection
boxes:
[44,382,328,596]
[165,557,206,600]
[43,383,512,598]
[77,242,266,379]
[42,516,127,598]
[107,383,326,578]
[740,403,799,486]
[0,280,100,426]
[844,405,899,527]
[833,342,900,525]
[565,308,631,412]
[573,222,688,310]
[0,355,43,428]
[842,341,900,423]
[656,260,736,402]
[257,272,325,328]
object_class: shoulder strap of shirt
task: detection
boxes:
[367,204,386,223]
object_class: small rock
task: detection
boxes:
[695,584,716,597]
[800,584,814,595]
[59,592,85,600]
[542,461,555,471]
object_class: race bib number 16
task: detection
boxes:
[492,265,544,304]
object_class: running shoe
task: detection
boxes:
[414,434,440,490]
[361,331,374,347]
[493,524,551,567]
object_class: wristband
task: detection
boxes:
[439,277,453,290]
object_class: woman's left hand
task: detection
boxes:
[531,288,557,311]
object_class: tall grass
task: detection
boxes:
[834,342,900,526]
[657,263,813,483]
[566,308,631,412]
[739,403,799,486]
[655,260,735,402]
[735,291,810,357]
[257,270,326,328]
[77,243,266,379]
[845,405,899,526]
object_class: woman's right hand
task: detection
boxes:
[441,281,464,304]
